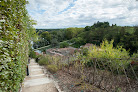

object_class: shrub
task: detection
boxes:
[127,52,138,79]
[88,40,130,72]
[47,65,58,73]
[38,56,51,65]
[81,48,88,56]
[126,62,138,79]
[60,42,69,48]
[35,55,41,63]
[29,50,37,58]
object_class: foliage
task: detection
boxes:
[93,21,110,28]
[71,37,86,48]
[38,56,51,65]
[33,32,51,49]
[88,40,130,72]
[51,38,59,47]
[81,48,88,56]
[33,29,65,48]
[131,52,138,59]
[33,27,84,48]
[126,62,138,79]
[41,31,51,44]
[126,52,138,79]
[0,0,36,91]
[34,21,137,54]
[60,42,69,48]
[38,55,60,73]
[65,28,84,40]
[72,22,137,54]
[47,65,58,73]
[29,49,37,58]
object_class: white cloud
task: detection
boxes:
[27,0,138,28]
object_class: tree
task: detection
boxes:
[65,28,75,39]
[51,38,59,47]
[41,31,51,45]
[93,21,110,28]
[85,26,91,31]
[60,42,69,48]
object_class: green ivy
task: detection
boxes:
[0,0,36,91]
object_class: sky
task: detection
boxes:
[26,0,138,29]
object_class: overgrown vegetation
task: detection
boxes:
[29,49,37,58]
[37,40,137,91]
[87,40,130,73]
[38,55,50,65]
[38,55,61,73]
[47,65,59,73]
[0,0,36,91]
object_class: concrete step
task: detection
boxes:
[25,75,46,80]
[24,78,53,87]
[22,83,58,92]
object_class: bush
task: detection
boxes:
[47,65,58,73]
[29,50,37,58]
[127,52,138,79]
[88,40,130,72]
[38,55,60,73]
[81,48,88,56]
[38,56,51,65]
[60,42,69,48]
[126,62,138,79]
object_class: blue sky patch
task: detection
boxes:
[39,10,45,14]
[58,0,77,14]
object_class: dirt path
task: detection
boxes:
[21,59,58,92]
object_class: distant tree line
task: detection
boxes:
[33,28,84,48]
[82,22,138,54]
[33,21,138,54]
[36,29,61,34]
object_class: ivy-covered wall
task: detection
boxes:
[0,0,36,91]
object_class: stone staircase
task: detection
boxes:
[21,59,58,92]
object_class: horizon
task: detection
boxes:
[35,24,135,29]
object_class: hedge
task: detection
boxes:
[0,0,36,91]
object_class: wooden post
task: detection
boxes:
[93,58,96,84]
[26,64,29,76]
[68,56,70,73]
